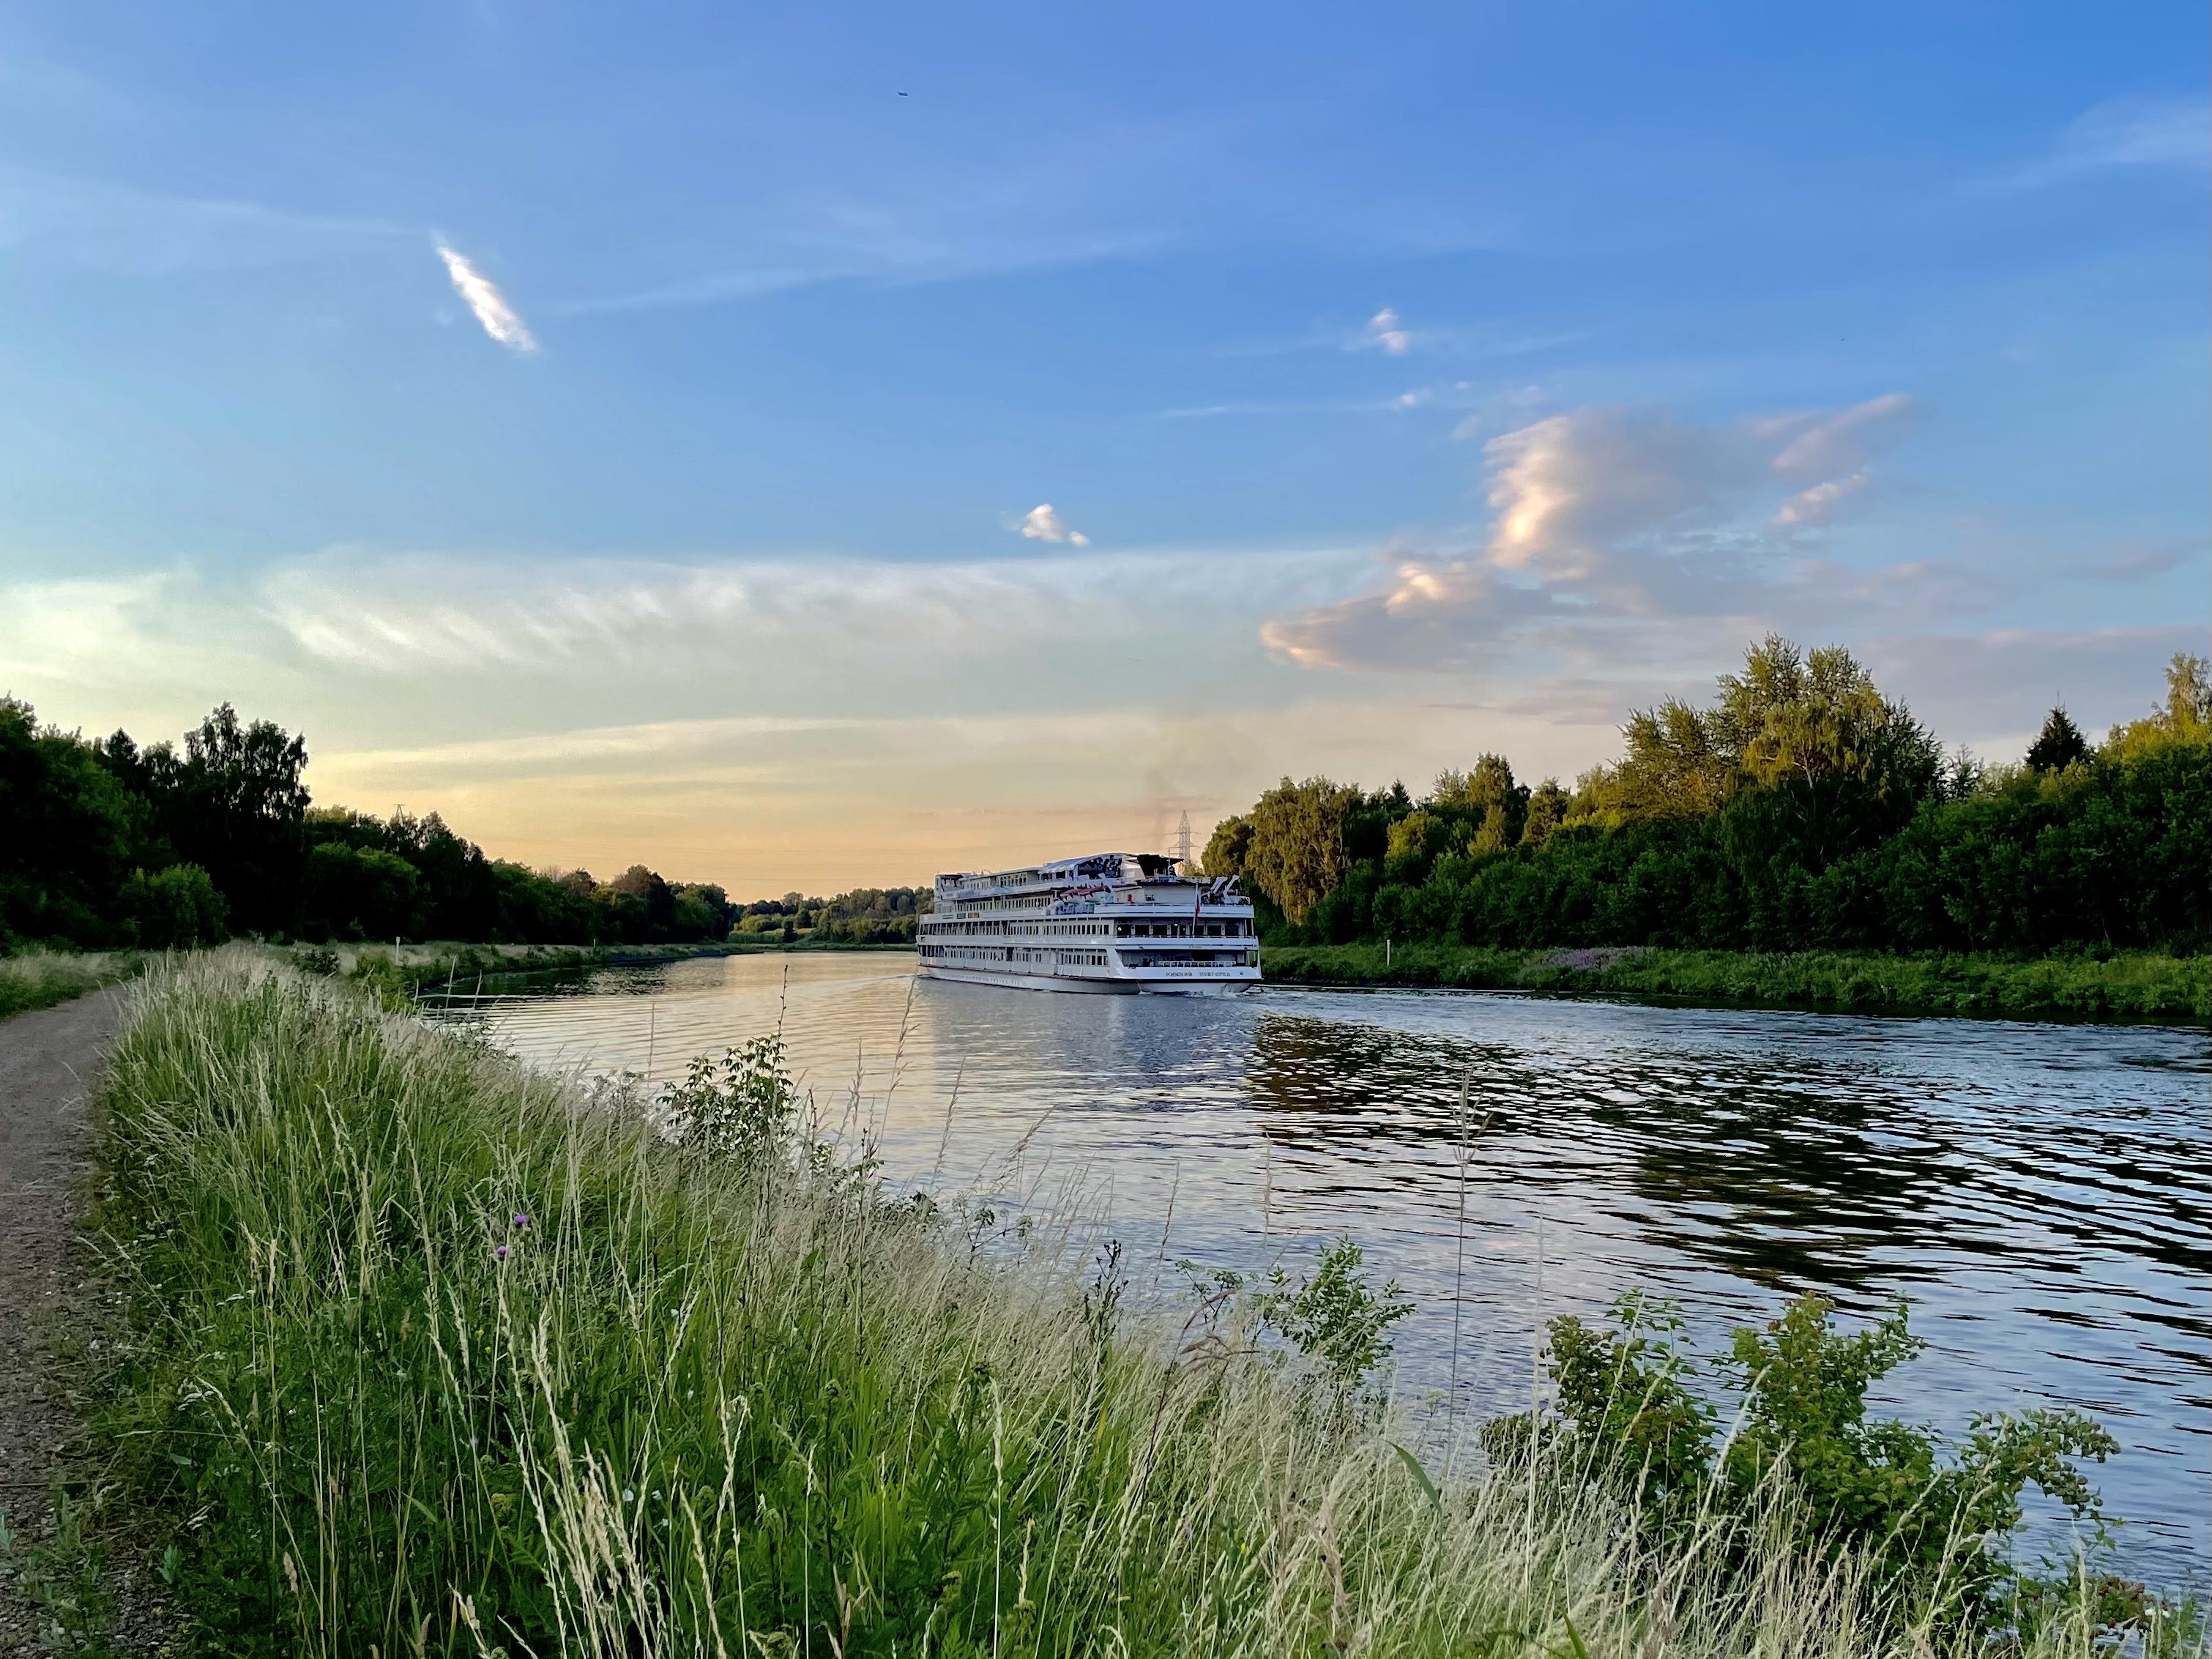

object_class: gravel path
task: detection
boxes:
[0,989,167,1654]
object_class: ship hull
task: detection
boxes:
[918,964,1254,996]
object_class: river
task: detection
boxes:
[420,949,2211,1589]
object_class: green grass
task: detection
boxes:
[81,956,2191,1656]
[316,939,915,1006]
[0,949,148,1019]
[1262,943,2210,1022]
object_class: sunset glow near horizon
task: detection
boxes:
[1,5,2205,896]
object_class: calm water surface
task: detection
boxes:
[422,951,2211,1587]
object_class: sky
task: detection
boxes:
[1,2,2205,895]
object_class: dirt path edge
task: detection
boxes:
[0,988,169,1655]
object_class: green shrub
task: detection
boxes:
[118,862,228,948]
[666,1032,803,1164]
[1184,1234,1415,1422]
[1481,1294,2174,1646]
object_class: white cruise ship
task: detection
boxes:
[918,853,1261,994]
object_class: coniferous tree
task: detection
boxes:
[2024,707,2090,774]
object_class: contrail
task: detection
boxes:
[437,243,537,353]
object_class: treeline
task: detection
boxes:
[1,697,927,951]
[1204,641,2211,958]
[728,888,926,946]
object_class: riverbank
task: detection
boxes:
[1261,942,2210,1022]
[0,950,149,1021]
[76,955,2156,1657]
[289,937,913,1004]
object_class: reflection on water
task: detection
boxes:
[422,951,2211,1588]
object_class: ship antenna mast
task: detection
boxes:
[1176,810,1193,870]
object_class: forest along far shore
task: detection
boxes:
[3,634,2208,1023]
[1206,638,2209,1022]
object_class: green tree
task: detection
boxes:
[1580,698,1734,824]
[1382,809,1444,885]
[1519,778,1568,847]
[301,843,425,941]
[2025,706,2092,773]
[611,863,677,940]
[1579,637,1940,838]
[671,882,731,941]
[2107,651,2212,756]
[119,864,230,947]
[1433,754,1528,844]
[1713,636,1940,795]
[0,698,146,946]
[150,704,310,936]
[1245,777,1360,924]
[1199,813,1254,879]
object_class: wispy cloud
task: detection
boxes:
[548,116,1204,317]
[0,163,405,275]
[2083,544,2198,584]
[299,692,1565,892]
[1018,504,1089,546]
[1158,380,1516,421]
[257,543,1374,679]
[436,243,537,352]
[1772,473,1867,527]
[1994,96,2211,190]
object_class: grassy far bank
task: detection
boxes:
[59,958,2201,1656]
[283,936,914,1005]
[1262,942,2211,1023]
[0,950,150,1019]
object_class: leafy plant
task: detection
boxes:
[1483,1292,2164,1644]
[1481,1292,1715,1512]
[0,1485,117,1651]
[667,1033,801,1164]
[1717,1296,2115,1613]
[1188,1234,1413,1417]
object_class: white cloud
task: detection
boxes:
[1259,393,1930,674]
[1481,406,1748,580]
[436,243,537,353]
[1362,307,1412,355]
[1997,97,2211,189]
[1773,471,1868,526]
[1019,503,1090,546]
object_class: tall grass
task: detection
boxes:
[90,955,2176,1656]
[0,948,146,1019]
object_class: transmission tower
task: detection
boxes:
[1175,810,1193,869]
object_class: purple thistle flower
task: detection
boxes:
[513,1212,531,1229]
[494,1244,510,1261]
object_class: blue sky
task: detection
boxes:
[1,2,2205,890]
